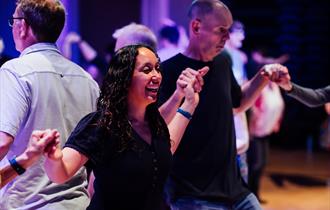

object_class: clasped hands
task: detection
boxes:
[261,63,292,90]
[176,66,209,106]
[24,129,62,162]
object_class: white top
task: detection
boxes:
[226,48,249,154]
[249,83,284,137]
[0,43,99,209]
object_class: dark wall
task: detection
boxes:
[0,0,19,57]
[79,0,141,57]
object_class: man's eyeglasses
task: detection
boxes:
[8,17,25,27]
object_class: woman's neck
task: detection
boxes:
[127,104,151,144]
[127,104,146,124]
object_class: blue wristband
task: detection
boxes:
[9,156,26,175]
[177,108,192,120]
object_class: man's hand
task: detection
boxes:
[261,63,292,91]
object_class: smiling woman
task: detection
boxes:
[127,47,162,113]
[25,44,207,210]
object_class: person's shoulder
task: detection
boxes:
[214,52,232,68]
[79,111,100,126]
[161,53,184,66]
[215,51,231,62]
[0,57,27,76]
[161,53,188,75]
[71,111,101,136]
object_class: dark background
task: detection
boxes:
[1,0,329,150]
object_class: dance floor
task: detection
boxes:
[260,147,330,210]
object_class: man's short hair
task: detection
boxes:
[112,23,157,51]
[16,0,66,43]
[188,0,229,20]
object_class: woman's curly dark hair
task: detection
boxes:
[97,44,169,153]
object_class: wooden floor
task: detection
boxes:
[259,147,330,210]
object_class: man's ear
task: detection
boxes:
[191,19,201,35]
[19,19,29,39]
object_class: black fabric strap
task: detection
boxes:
[177,108,192,120]
[9,157,26,175]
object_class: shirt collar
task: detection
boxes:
[20,43,61,57]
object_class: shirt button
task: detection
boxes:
[153,159,157,163]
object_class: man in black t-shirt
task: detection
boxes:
[159,0,289,209]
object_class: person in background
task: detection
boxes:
[39,44,208,210]
[157,25,183,61]
[276,70,330,151]
[225,21,248,84]
[0,0,99,209]
[244,44,287,204]
[62,31,115,78]
[246,45,289,80]
[159,0,289,209]
[225,20,249,182]
[247,81,285,203]
[113,22,158,52]
[159,18,190,53]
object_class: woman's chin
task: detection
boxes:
[146,95,157,102]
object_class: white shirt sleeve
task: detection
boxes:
[0,68,30,137]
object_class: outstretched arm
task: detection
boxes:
[62,32,98,62]
[252,51,289,65]
[62,32,81,59]
[233,68,269,113]
[0,130,58,188]
[234,64,289,113]
[267,63,330,107]
[18,129,89,184]
[286,84,330,107]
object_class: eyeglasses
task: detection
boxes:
[8,17,25,27]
